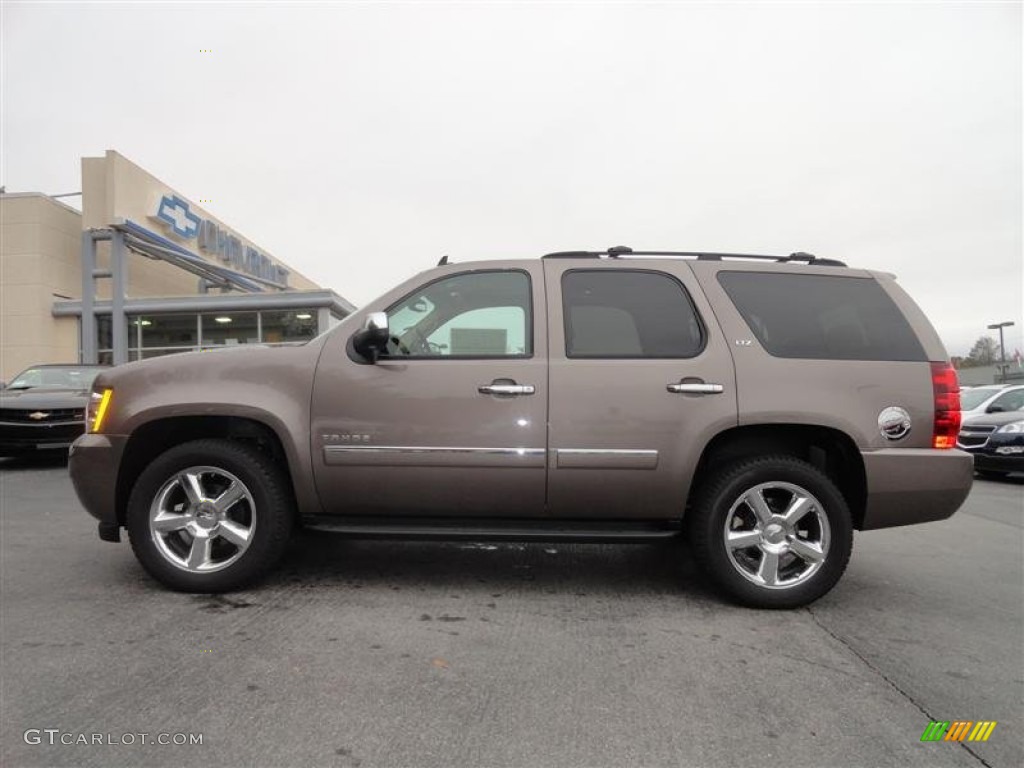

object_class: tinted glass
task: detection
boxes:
[7,366,102,390]
[201,312,259,347]
[718,272,927,361]
[961,387,1001,410]
[137,314,198,349]
[989,389,1024,412]
[384,271,531,358]
[562,271,704,358]
[261,310,317,343]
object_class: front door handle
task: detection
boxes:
[479,382,536,396]
[667,381,724,394]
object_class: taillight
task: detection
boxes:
[931,362,960,449]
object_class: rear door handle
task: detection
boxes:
[479,382,536,396]
[667,381,724,394]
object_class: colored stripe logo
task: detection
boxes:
[921,721,997,742]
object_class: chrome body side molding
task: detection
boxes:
[323,445,547,468]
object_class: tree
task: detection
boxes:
[965,336,999,367]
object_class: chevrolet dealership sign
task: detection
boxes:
[150,194,287,285]
[82,150,290,287]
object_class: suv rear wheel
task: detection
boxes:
[127,439,293,592]
[689,456,853,608]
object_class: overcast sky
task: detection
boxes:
[3,1,1021,357]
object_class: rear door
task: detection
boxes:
[543,259,738,519]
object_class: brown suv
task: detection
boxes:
[69,248,973,607]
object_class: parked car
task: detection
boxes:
[69,247,973,608]
[0,364,107,456]
[958,410,1024,478]
[959,384,1024,417]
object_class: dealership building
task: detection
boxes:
[0,150,354,381]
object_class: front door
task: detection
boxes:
[311,266,548,518]
[543,260,738,519]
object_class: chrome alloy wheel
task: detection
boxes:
[149,466,256,573]
[723,482,831,590]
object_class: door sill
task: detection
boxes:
[301,516,682,543]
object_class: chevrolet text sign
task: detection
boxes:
[151,194,288,285]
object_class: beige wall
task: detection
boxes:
[2,154,326,380]
[0,195,81,380]
[83,151,320,292]
[1,151,326,380]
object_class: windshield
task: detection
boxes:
[960,387,1002,410]
[6,366,102,391]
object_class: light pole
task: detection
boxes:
[987,321,1015,382]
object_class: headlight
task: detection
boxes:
[995,420,1024,434]
[87,389,113,433]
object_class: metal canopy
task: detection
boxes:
[76,222,339,366]
[117,220,284,293]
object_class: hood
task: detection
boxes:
[961,410,1024,428]
[93,340,325,392]
[0,388,89,410]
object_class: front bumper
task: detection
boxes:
[860,448,974,530]
[972,451,1024,474]
[0,421,84,453]
[68,433,127,541]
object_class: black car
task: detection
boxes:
[957,409,1024,479]
[0,365,107,455]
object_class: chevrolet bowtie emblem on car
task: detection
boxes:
[28,411,50,421]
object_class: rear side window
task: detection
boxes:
[562,270,704,358]
[718,272,926,361]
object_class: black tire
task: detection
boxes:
[976,469,1009,480]
[127,439,294,592]
[688,456,853,609]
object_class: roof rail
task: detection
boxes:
[541,246,847,267]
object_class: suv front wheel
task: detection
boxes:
[689,456,853,608]
[127,439,293,592]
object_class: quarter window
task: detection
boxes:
[561,270,705,358]
[718,272,927,362]
[384,271,532,358]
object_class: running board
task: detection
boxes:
[302,517,682,543]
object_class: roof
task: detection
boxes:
[541,246,847,267]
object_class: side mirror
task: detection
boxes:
[351,312,390,362]
[987,405,1005,413]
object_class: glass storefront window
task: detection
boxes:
[260,310,317,344]
[135,314,199,350]
[97,315,113,351]
[140,348,188,360]
[88,307,331,363]
[201,312,259,347]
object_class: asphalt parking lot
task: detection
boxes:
[1,457,1021,768]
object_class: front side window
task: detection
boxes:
[384,271,531,358]
[561,270,705,358]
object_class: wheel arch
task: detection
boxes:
[115,415,301,528]
[687,423,868,529]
